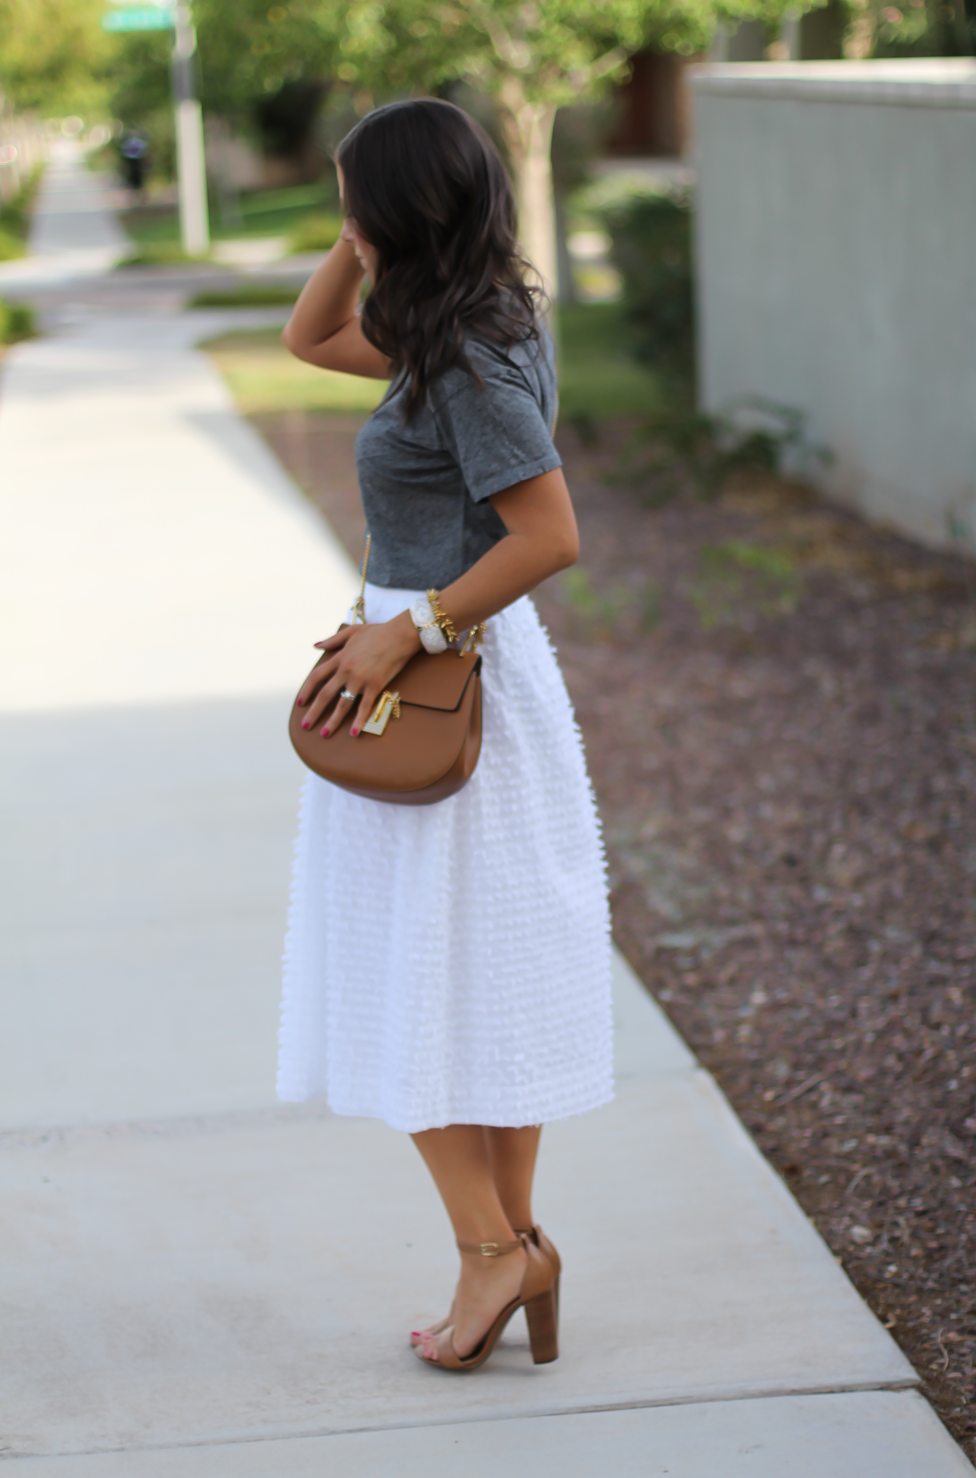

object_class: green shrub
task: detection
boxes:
[616,398,818,504]
[562,567,631,634]
[604,191,695,387]
[187,284,300,309]
[0,298,37,345]
[0,228,26,262]
[687,541,800,630]
[0,165,44,260]
[288,212,343,254]
[560,567,661,639]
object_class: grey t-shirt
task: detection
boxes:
[354,330,560,590]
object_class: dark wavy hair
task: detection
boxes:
[336,98,542,418]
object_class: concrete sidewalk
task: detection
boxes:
[1,148,972,1476]
[0,140,128,288]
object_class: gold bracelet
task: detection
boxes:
[426,588,459,646]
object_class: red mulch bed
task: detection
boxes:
[255,409,976,1459]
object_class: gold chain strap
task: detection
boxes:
[460,622,486,654]
[353,533,371,624]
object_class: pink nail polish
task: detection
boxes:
[321,727,330,737]
[351,727,359,737]
[300,720,309,730]
[296,696,304,706]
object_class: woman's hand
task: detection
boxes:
[295,468,577,740]
[295,611,421,738]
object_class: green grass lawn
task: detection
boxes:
[202,302,661,421]
[188,284,301,309]
[123,181,338,246]
[203,325,388,414]
[557,303,660,421]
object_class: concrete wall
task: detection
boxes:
[688,60,976,550]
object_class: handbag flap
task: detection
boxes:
[394,649,481,712]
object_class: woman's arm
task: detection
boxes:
[281,234,391,379]
[439,468,580,627]
[296,468,579,737]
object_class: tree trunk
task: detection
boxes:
[554,184,576,306]
[498,89,558,307]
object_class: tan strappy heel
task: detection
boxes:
[415,1235,558,1371]
[410,1223,561,1348]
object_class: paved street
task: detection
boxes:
[1,146,972,1476]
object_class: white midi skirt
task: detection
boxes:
[277,583,614,1133]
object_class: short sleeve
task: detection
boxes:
[430,341,561,503]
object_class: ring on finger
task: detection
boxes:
[340,688,357,702]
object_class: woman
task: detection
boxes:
[278,98,613,1373]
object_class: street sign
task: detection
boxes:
[102,7,173,29]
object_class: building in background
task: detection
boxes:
[690,58,976,550]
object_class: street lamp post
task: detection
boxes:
[171,0,209,255]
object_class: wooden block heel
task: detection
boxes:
[515,1224,561,1321]
[523,1284,559,1364]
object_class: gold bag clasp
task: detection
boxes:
[363,689,400,736]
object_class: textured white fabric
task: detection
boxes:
[277,583,614,1132]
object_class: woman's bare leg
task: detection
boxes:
[484,1125,541,1230]
[411,1124,527,1359]
[409,1125,543,1348]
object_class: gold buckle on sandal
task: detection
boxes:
[363,690,400,736]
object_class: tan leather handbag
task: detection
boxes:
[289,542,483,805]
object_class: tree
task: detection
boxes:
[106,33,172,130]
[100,1,344,178]
[331,0,796,297]
[0,0,112,116]
[192,0,341,127]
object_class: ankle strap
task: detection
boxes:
[456,1238,524,1257]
